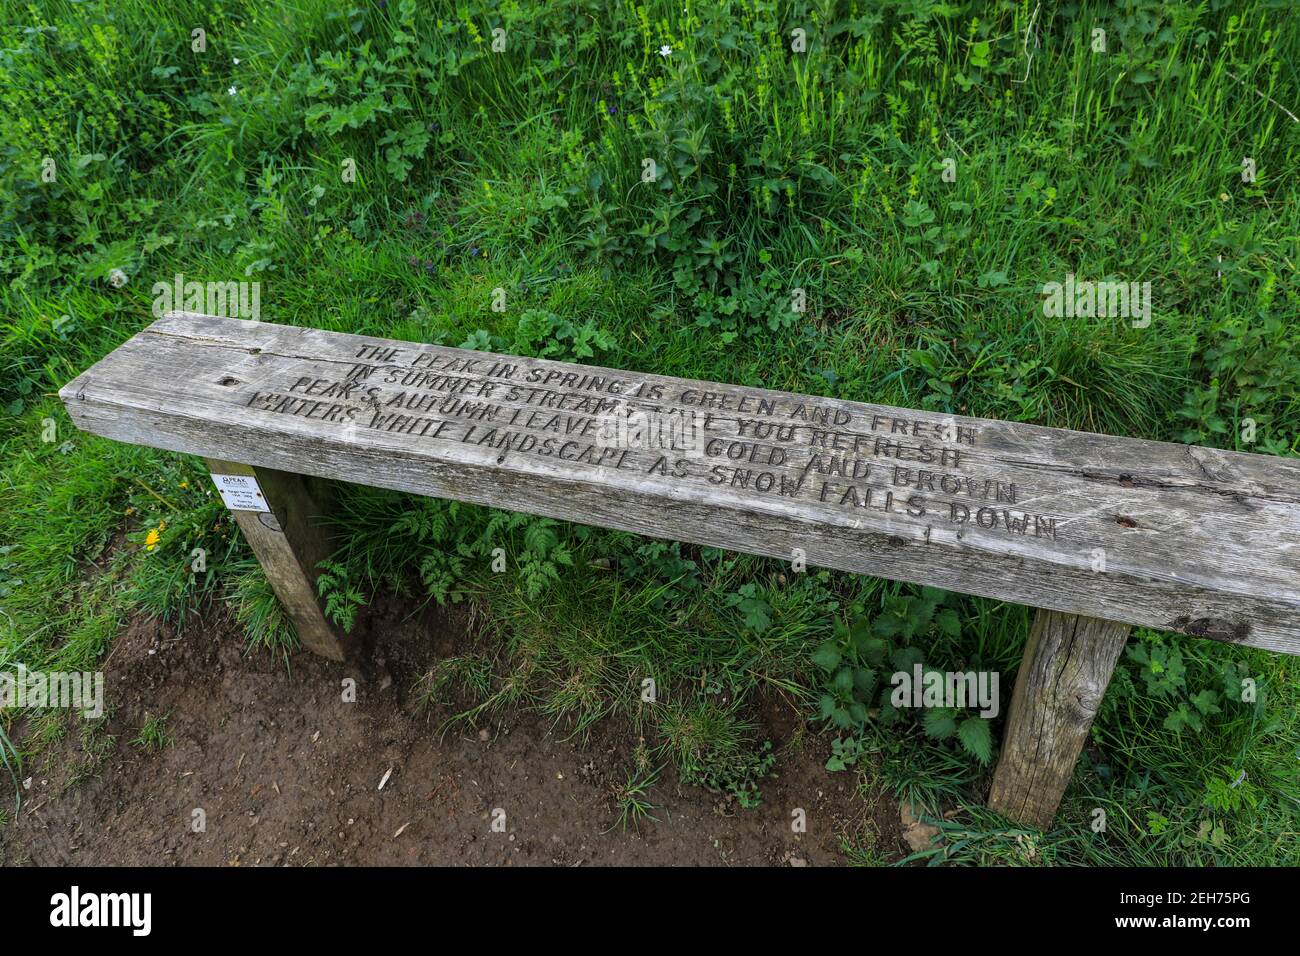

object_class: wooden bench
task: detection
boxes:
[59,312,1300,829]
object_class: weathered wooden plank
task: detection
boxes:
[988,610,1131,828]
[59,312,1300,654]
[204,458,354,662]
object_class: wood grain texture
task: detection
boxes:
[205,458,354,662]
[987,610,1131,829]
[61,312,1300,654]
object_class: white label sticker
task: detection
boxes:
[211,473,271,513]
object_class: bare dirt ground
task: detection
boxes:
[1,597,905,866]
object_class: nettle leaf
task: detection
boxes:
[811,642,841,671]
[907,603,936,633]
[860,636,888,666]
[958,716,994,765]
[891,645,924,673]
[936,608,961,638]
[873,613,908,638]
[877,697,902,725]
[922,707,957,739]
[848,616,872,645]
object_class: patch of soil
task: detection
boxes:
[1,598,905,866]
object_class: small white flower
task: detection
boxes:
[658,45,672,57]
[232,57,240,64]
[108,268,127,288]
[228,85,238,96]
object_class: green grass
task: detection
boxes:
[2,0,1298,863]
[130,712,171,753]
[608,762,662,833]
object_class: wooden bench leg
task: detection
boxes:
[205,458,355,662]
[987,609,1130,829]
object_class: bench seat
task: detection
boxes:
[61,312,1300,655]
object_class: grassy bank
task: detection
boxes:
[1,0,1297,862]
